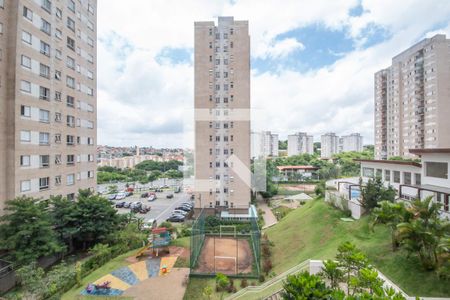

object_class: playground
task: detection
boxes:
[196,236,253,275]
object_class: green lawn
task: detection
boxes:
[61,249,140,300]
[183,198,449,299]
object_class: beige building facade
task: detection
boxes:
[194,16,251,211]
[375,34,450,159]
[0,0,97,212]
[288,132,313,156]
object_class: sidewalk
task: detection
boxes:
[259,202,278,229]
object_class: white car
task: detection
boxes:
[148,195,156,202]
[115,192,127,200]
[143,219,157,230]
[173,209,188,216]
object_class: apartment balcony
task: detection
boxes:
[399,184,449,219]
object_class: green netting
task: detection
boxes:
[190,208,206,269]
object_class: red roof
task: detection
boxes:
[152,227,167,234]
[277,165,319,171]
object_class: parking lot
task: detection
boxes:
[109,189,191,225]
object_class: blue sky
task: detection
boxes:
[96,0,450,147]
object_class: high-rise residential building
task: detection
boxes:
[0,0,97,212]
[321,132,338,158]
[251,131,278,158]
[194,17,251,211]
[339,133,363,152]
[287,132,313,156]
[374,34,450,159]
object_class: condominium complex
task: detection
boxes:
[251,131,278,158]
[374,34,450,159]
[194,17,251,211]
[321,132,339,158]
[0,0,97,212]
[287,132,313,156]
[339,133,363,153]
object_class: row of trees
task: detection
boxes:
[282,242,406,299]
[97,159,184,184]
[0,190,142,265]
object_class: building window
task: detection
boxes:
[54,133,61,143]
[55,91,61,101]
[39,63,50,78]
[23,6,33,21]
[41,18,51,35]
[55,7,62,19]
[40,41,50,56]
[21,180,31,192]
[39,109,50,123]
[66,115,75,127]
[67,36,75,50]
[66,135,74,145]
[55,175,61,186]
[21,55,31,68]
[404,172,411,185]
[66,17,75,31]
[39,132,50,145]
[415,173,421,185]
[424,162,448,179]
[66,56,75,69]
[39,86,50,100]
[55,154,62,165]
[20,105,31,117]
[55,28,62,39]
[39,177,49,190]
[67,154,75,165]
[362,167,374,177]
[22,31,32,44]
[66,95,75,107]
[54,70,61,80]
[385,169,390,182]
[40,155,50,168]
[20,155,30,167]
[393,171,400,183]
[66,76,75,88]
[67,174,75,185]
[41,0,51,13]
[68,0,75,12]
[376,169,382,178]
[20,130,31,142]
[67,193,75,200]
[55,49,62,59]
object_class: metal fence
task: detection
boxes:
[189,208,261,278]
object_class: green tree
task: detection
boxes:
[314,181,326,198]
[0,197,64,265]
[203,286,213,300]
[371,201,411,251]
[397,196,449,270]
[360,177,396,211]
[336,241,368,294]
[278,140,287,150]
[72,193,120,249]
[50,195,79,253]
[320,260,343,289]
[16,262,46,300]
[282,271,332,299]
[215,272,230,298]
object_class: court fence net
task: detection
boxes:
[190,208,261,278]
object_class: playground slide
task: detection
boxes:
[135,242,152,258]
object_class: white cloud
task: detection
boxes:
[96,0,450,147]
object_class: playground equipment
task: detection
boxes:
[85,281,111,294]
[136,227,171,258]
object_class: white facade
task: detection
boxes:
[339,133,363,152]
[288,132,313,156]
[251,131,278,158]
[321,133,338,158]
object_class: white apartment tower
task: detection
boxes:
[288,132,313,156]
[0,0,97,212]
[251,131,278,158]
[194,17,251,211]
[321,133,339,158]
[374,34,450,159]
[339,133,363,152]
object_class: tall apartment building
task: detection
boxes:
[251,131,278,158]
[287,132,313,156]
[339,133,363,152]
[375,34,450,159]
[321,132,338,158]
[194,17,251,211]
[0,0,97,212]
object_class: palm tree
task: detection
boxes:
[396,196,448,270]
[371,201,411,250]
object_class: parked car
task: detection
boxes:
[130,202,142,209]
[116,192,127,200]
[174,187,181,193]
[181,202,193,207]
[139,205,151,213]
[115,201,126,208]
[166,194,174,199]
[125,191,133,197]
[173,209,188,216]
[148,195,156,202]
[167,215,185,223]
[141,192,149,198]
[123,202,131,208]
[175,206,191,212]
[108,194,117,200]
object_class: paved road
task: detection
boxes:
[110,190,191,224]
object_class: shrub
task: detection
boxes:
[263,258,273,275]
[240,279,248,288]
[259,274,265,282]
